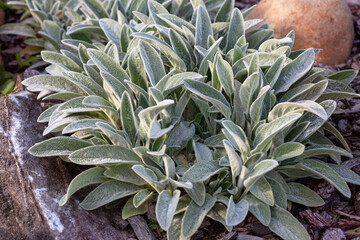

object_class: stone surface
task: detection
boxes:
[0,85,132,239]
[247,0,354,65]
[128,216,156,240]
[321,228,346,240]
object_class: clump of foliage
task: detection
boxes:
[22,0,360,239]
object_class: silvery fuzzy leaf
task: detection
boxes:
[133,11,154,24]
[78,44,91,64]
[104,164,147,186]
[38,104,60,123]
[88,49,129,82]
[267,177,287,209]
[80,180,141,210]
[62,119,111,134]
[175,90,191,117]
[239,72,260,113]
[297,100,336,141]
[297,144,353,163]
[273,49,315,94]
[158,13,196,34]
[190,0,206,9]
[102,71,129,108]
[163,155,176,179]
[138,99,174,140]
[328,164,360,185]
[328,69,358,85]
[82,0,109,18]
[167,122,195,149]
[298,159,351,198]
[99,18,122,50]
[132,165,167,191]
[225,8,244,52]
[128,47,149,90]
[286,182,325,207]
[253,113,302,152]
[258,37,293,52]
[244,193,271,226]
[43,116,84,136]
[214,0,234,22]
[0,23,36,37]
[84,64,103,86]
[167,213,186,240]
[133,189,153,207]
[247,29,273,49]
[59,167,106,206]
[82,96,115,111]
[222,120,250,156]
[181,194,216,239]
[223,140,242,184]
[22,75,85,94]
[66,24,103,35]
[57,96,99,113]
[204,134,226,148]
[184,79,231,119]
[148,0,169,25]
[272,142,305,162]
[169,29,192,71]
[198,37,223,75]
[29,137,92,157]
[120,25,130,52]
[250,85,271,125]
[216,57,235,97]
[96,122,130,148]
[182,161,225,182]
[194,142,213,162]
[265,54,286,87]
[121,91,138,145]
[244,160,278,188]
[139,40,166,86]
[122,196,148,220]
[184,181,206,206]
[62,71,107,99]
[42,93,83,101]
[249,176,274,206]
[248,52,259,76]
[133,32,186,71]
[225,196,248,226]
[69,145,142,165]
[281,80,328,103]
[156,190,181,231]
[269,206,311,240]
[266,171,290,193]
[195,6,213,49]
[268,101,327,122]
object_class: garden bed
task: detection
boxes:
[0,1,359,239]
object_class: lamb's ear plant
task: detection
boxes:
[22,0,360,239]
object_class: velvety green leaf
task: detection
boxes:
[59,167,105,206]
[181,194,216,238]
[62,119,111,134]
[244,160,278,188]
[42,51,82,72]
[184,79,231,118]
[83,0,109,18]
[183,161,224,182]
[216,57,235,97]
[239,72,260,113]
[280,80,328,102]
[80,180,141,210]
[328,69,358,85]
[214,0,234,22]
[226,8,244,52]
[121,91,138,145]
[104,164,147,186]
[0,23,36,37]
[57,96,99,113]
[88,49,129,82]
[268,101,327,122]
[69,146,142,165]
[298,144,353,161]
[269,205,310,240]
[195,6,213,48]
[167,213,185,240]
[29,137,92,157]
[194,142,213,162]
[99,19,122,49]
[167,122,195,148]
[298,159,351,198]
[122,196,148,220]
[222,120,250,156]
[249,85,271,124]
[133,189,153,207]
[139,40,166,86]
[156,190,181,230]
[253,113,302,152]
[273,49,315,94]
[198,37,223,75]
[184,181,206,206]
[249,177,274,206]
[63,71,107,98]
[223,140,242,183]
[132,165,168,191]
[169,29,192,71]
[272,142,305,161]
[267,177,287,209]
[244,193,271,226]
[286,182,325,207]
[226,196,248,226]
[328,164,360,185]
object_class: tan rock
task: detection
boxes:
[247,0,354,65]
